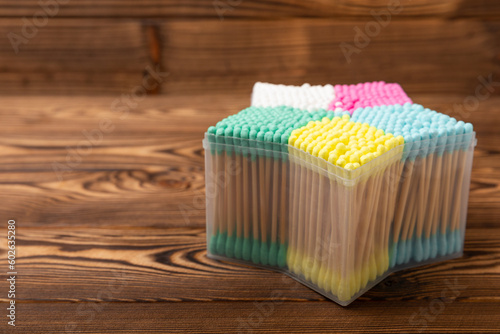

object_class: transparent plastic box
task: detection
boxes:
[203,132,476,306]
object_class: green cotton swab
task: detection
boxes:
[206,106,331,267]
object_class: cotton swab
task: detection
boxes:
[288,114,403,301]
[204,95,476,307]
[240,126,252,261]
[277,134,289,268]
[251,82,336,112]
[216,127,227,256]
[251,81,412,116]
[206,126,219,256]
[224,127,236,258]
[268,132,280,266]
[449,123,474,252]
[233,126,243,259]
[207,106,331,266]
[327,81,412,114]
[350,103,475,267]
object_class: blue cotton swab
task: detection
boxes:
[350,103,474,268]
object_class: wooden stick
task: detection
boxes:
[265,154,272,231]
[324,173,336,293]
[313,162,328,285]
[385,159,403,269]
[208,144,220,255]
[353,176,369,294]
[338,175,357,302]
[392,160,414,246]
[399,159,422,264]
[225,151,235,256]
[376,166,391,275]
[347,173,366,296]
[414,155,429,261]
[259,156,267,247]
[406,190,419,262]
[295,159,310,275]
[441,152,454,229]
[429,154,446,260]
[233,152,243,258]
[361,168,384,286]
[304,161,319,280]
[329,177,341,296]
[278,158,288,268]
[215,148,226,255]
[424,153,437,239]
[449,148,461,194]
[271,159,279,244]
[287,156,300,272]
[439,152,453,253]
[450,140,473,253]
[446,145,466,254]
[316,172,330,291]
[450,150,466,232]
[430,155,443,239]
[243,156,250,239]
[385,160,401,266]
[357,170,379,286]
[378,165,392,272]
[251,154,260,262]
[280,160,288,243]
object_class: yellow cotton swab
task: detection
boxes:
[288,115,403,302]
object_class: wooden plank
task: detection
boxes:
[11,301,500,333]
[0,159,498,228]
[0,94,498,227]
[0,169,208,227]
[0,95,246,170]
[458,0,500,17]
[0,94,497,333]
[0,94,496,166]
[0,226,498,302]
[0,20,152,94]
[0,93,497,143]
[160,19,500,96]
[0,19,499,95]
[0,0,499,18]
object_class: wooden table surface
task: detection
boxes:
[1,94,499,333]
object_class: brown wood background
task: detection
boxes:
[0,1,499,333]
[0,0,499,95]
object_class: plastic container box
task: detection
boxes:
[203,129,476,306]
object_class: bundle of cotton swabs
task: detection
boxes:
[203,82,476,306]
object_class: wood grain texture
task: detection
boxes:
[10,301,500,333]
[0,94,498,333]
[0,20,153,94]
[0,226,498,302]
[0,95,498,228]
[0,0,498,18]
[1,154,497,228]
[0,18,499,95]
[160,19,500,96]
